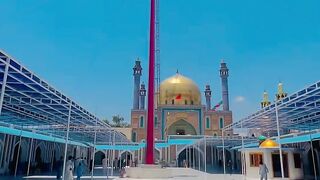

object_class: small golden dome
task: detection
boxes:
[259,139,279,148]
[159,73,201,105]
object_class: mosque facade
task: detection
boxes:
[130,60,233,142]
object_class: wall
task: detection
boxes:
[244,148,303,180]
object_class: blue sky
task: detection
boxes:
[1,0,319,122]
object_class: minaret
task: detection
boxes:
[261,91,271,108]
[139,83,146,110]
[204,85,212,110]
[276,82,287,100]
[133,59,142,110]
[220,60,230,111]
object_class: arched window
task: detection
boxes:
[213,133,217,137]
[132,132,137,142]
[191,100,194,105]
[219,117,224,129]
[154,116,158,128]
[206,117,210,129]
[184,100,188,105]
[139,116,144,128]
[165,100,167,104]
[172,99,175,105]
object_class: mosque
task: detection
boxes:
[130,60,233,142]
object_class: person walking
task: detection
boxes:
[64,156,74,180]
[56,156,63,179]
[76,162,84,180]
[259,161,269,180]
[227,160,233,175]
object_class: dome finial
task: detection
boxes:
[276,82,287,100]
[261,90,271,108]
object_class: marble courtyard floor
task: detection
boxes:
[0,168,256,180]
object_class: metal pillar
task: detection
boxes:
[107,130,112,179]
[189,146,191,168]
[175,145,178,167]
[222,130,226,174]
[90,118,98,179]
[204,137,207,173]
[62,104,72,180]
[138,148,141,164]
[0,58,9,115]
[310,139,318,180]
[168,145,171,163]
[275,103,285,178]
[27,138,34,176]
[186,146,188,167]
[211,142,213,167]
[14,130,22,177]
[50,141,56,172]
[198,142,201,171]
[193,145,195,169]
[241,121,245,175]
[146,0,156,164]
[111,130,115,176]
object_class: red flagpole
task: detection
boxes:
[146,0,155,164]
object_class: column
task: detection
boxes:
[62,104,72,179]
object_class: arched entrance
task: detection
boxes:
[120,151,133,167]
[94,151,105,166]
[168,119,197,135]
[11,144,21,175]
[34,147,43,173]
[308,149,319,177]
[177,146,204,168]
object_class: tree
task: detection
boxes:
[102,118,110,125]
[103,115,130,127]
[112,115,124,127]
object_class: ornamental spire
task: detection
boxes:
[261,91,271,108]
[276,82,287,100]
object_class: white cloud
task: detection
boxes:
[235,96,245,103]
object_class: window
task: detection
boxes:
[185,100,188,105]
[250,153,263,167]
[293,153,301,168]
[154,116,158,128]
[206,117,210,129]
[165,100,167,104]
[172,99,175,105]
[219,117,224,129]
[191,100,194,105]
[132,132,137,142]
[213,133,217,137]
[139,116,144,128]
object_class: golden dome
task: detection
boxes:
[259,139,279,148]
[159,73,201,105]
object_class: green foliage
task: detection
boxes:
[103,115,130,128]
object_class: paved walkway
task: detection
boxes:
[2,167,303,180]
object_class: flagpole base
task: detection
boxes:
[126,164,173,179]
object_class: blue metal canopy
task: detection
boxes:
[0,50,129,145]
[225,81,320,133]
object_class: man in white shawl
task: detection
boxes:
[64,156,74,180]
[259,161,269,180]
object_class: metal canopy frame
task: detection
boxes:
[224,80,320,133]
[222,80,320,178]
[0,50,129,145]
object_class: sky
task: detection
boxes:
[0,0,319,122]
